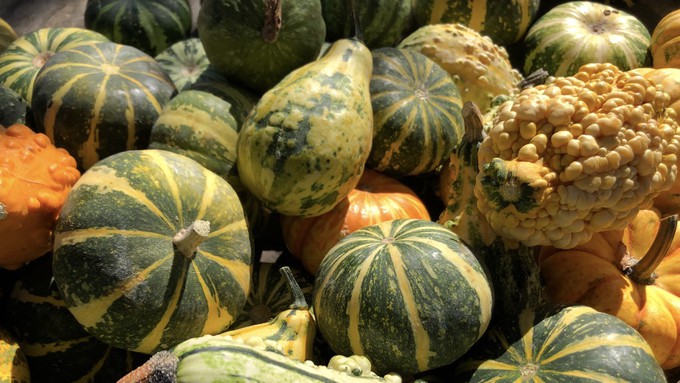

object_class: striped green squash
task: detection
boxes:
[0,325,29,383]
[0,27,109,104]
[155,38,210,92]
[31,41,176,171]
[3,253,144,383]
[52,149,252,354]
[0,85,28,127]
[0,18,17,53]
[522,1,652,77]
[369,47,464,177]
[190,66,259,127]
[412,0,541,46]
[454,305,666,382]
[313,218,493,377]
[148,89,239,179]
[84,0,193,56]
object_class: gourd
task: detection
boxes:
[31,41,176,170]
[454,305,666,382]
[523,1,652,77]
[281,168,431,275]
[0,27,109,104]
[313,218,493,377]
[155,37,210,92]
[651,8,680,69]
[84,0,193,56]
[412,0,541,46]
[0,86,27,127]
[52,149,252,354]
[0,17,16,53]
[368,47,464,177]
[197,0,326,93]
[0,124,81,270]
[0,325,29,383]
[236,17,374,217]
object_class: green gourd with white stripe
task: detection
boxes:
[313,218,493,377]
[52,149,252,354]
[155,38,210,92]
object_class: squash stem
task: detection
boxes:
[116,350,178,383]
[628,214,678,285]
[173,220,211,259]
[279,266,308,310]
[262,0,282,43]
[462,101,485,143]
[346,0,363,42]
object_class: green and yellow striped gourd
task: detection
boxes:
[155,38,210,92]
[0,325,29,383]
[0,18,17,53]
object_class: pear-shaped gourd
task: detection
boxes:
[236,36,373,217]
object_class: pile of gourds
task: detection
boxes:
[2,0,680,382]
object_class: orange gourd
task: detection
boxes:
[539,208,680,369]
[0,124,80,269]
[280,168,431,275]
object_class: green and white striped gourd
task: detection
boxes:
[0,18,17,53]
[155,37,210,92]
[190,66,259,127]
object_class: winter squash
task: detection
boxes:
[31,41,176,171]
[651,8,680,68]
[52,149,252,354]
[0,86,27,127]
[0,17,16,53]
[368,47,464,177]
[523,1,652,77]
[0,325,29,383]
[155,38,210,92]
[281,169,431,275]
[0,124,81,270]
[84,0,193,56]
[313,218,493,377]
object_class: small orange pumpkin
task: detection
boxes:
[0,124,80,269]
[539,208,680,369]
[280,168,431,275]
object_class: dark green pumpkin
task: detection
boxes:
[31,41,176,171]
[155,37,210,92]
[52,149,252,354]
[0,85,27,127]
[84,0,193,56]
[369,47,464,177]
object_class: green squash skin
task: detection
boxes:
[321,0,415,49]
[369,47,464,177]
[0,326,29,383]
[522,1,651,77]
[197,0,326,93]
[155,38,210,92]
[0,86,27,127]
[236,38,373,217]
[454,305,666,382]
[412,0,541,46]
[313,219,493,377]
[3,254,144,383]
[31,41,176,171]
[52,149,252,354]
[149,89,239,179]
[84,0,192,56]
[0,27,109,104]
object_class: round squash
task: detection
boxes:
[0,86,28,127]
[52,149,252,354]
[155,37,210,92]
[0,17,17,53]
[31,41,176,171]
[0,325,29,383]
[313,218,493,377]
[651,8,680,69]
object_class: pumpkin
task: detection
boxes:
[84,0,193,56]
[412,0,541,46]
[0,27,109,104]
[197,0,326,93]
[155,37,210,92]
[0,325,29,383]
[3,253,145,382]
[453,305,666,382]
[281,168,431,275]
[0,85,28,127]
[0,17,17,53]
[31,41,176,171]
[313,218,493,377]
[523,1,652,77]
[651,8,680,69]
[52,149,252,354]
[539,208,680,369]
[0,124,81,270]
[368,47,464,177]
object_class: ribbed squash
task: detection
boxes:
[84,0,193,56]
[155,38,210,92]
[0,325,29,383]
[3,253,144,382]
[0,27,109,104]
[0,18,17,53]
[412,0,541,46]
[52,149,252,354]
[368,47,464,177]
[454,305,666,382]
[31,41,176,171]
[313,218,493,377]
[651,8,680,69]
[523,1,652,77]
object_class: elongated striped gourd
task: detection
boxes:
[313,218,493,377]
[52,149,252,354]
[31,41,176,171]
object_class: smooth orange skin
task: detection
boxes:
[0,124,80,269]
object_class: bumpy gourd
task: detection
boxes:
[0,124,80,270]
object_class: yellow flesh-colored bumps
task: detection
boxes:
[475,63,680,249]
